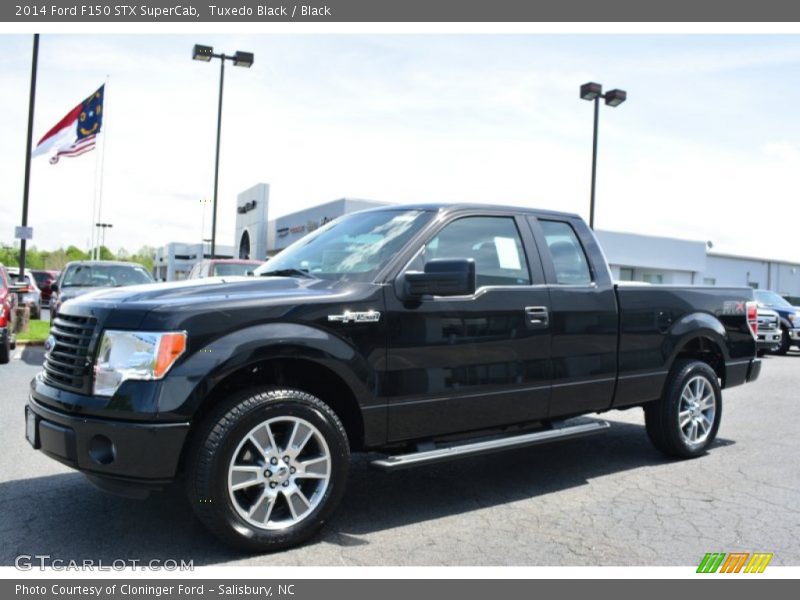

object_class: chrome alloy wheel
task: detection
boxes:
[227,416,331,530]
[678,375,716,445]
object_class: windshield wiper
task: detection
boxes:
[259,268,315,279]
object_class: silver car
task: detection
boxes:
[6,268,42,320]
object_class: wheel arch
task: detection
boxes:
[664,311,732,383]
[161,323,377,471]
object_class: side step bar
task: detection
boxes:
[370,419,610,471]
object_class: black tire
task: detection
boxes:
[0,335,9,364]
[186,387,350,552]
[772,327,790,355]
[645,359,722,459]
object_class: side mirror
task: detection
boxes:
[50,282,59,293]
[402,258,476,299]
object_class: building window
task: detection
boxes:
[641,272,663,284]
[749,282,759,289]
[703,277,716,286]
[619,267,634,281]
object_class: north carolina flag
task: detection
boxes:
[32,85,104,164]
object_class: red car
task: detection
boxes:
[0,264,19,364]
[30,269,60,307]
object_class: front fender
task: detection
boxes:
[156,322,374,418]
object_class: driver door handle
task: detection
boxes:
[525,306,549,328]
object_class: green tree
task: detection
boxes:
[44,249,68,270]
[65,245,88,262]
[129,245,156,272]
[97,246,115,261]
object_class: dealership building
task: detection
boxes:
[154,182,800,300]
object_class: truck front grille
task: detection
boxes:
[43,314,97,393]
[757,316,779,332]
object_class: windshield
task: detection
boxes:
[255,209,433,282]
[754,290,792,308]
[214,263,260,277]
[62,264,154,288]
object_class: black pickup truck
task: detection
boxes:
[25,204,761,551]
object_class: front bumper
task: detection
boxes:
[756,330,782,349]
[26,397,190,496]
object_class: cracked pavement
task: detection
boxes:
[1,345,798,566]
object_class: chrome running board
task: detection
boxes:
[370,419,610,471]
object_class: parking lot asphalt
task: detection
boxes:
[1,346,798,567]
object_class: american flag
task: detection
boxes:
[49,133,97,164]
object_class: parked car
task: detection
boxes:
[0,264,19,364]
[755,308,782,356]
[753,289,800,354]
[30,269,60,307]
[187,259,263,279]
[50,261,155,324]
[26,204,761,552]
[7,268,42,320]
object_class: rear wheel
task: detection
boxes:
[186,387,350,552]
[645,359,722,458]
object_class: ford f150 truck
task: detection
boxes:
[25,204,761,551]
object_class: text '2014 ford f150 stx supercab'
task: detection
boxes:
[25,204,761,551]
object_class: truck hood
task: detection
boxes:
[70,276,348,309]
[60,275,380,333]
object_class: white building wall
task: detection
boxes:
[705,254,800,297]
[153,242,234,282]
[234,183,269,260]
[595,230,706,284]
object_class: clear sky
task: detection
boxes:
[1,34,799,261]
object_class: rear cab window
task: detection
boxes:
[538,220,594,285]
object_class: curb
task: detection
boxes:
[16,340,45,347]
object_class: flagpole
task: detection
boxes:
[90,116,100,259]
[94,74,110,260]
[19,33,39,280]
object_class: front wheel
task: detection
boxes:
[645,359,722,458]
[186,387,350,552]
[772,328,791,355]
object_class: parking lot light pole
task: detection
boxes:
[95,223,113,258]
[192,44,254,259]
[19,34,39,281]
[580,82,627,230]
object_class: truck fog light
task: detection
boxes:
[89,435,115,465]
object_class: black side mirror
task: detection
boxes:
[403,258,476,299]
[50,282,58,293]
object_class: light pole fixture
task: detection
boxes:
[192,43,254,259]
[95,222,113,258]
[580,82,627,229]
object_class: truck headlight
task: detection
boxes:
[789,313,797,324]
[93,330,187,396]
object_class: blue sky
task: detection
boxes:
[1,34,799,260]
